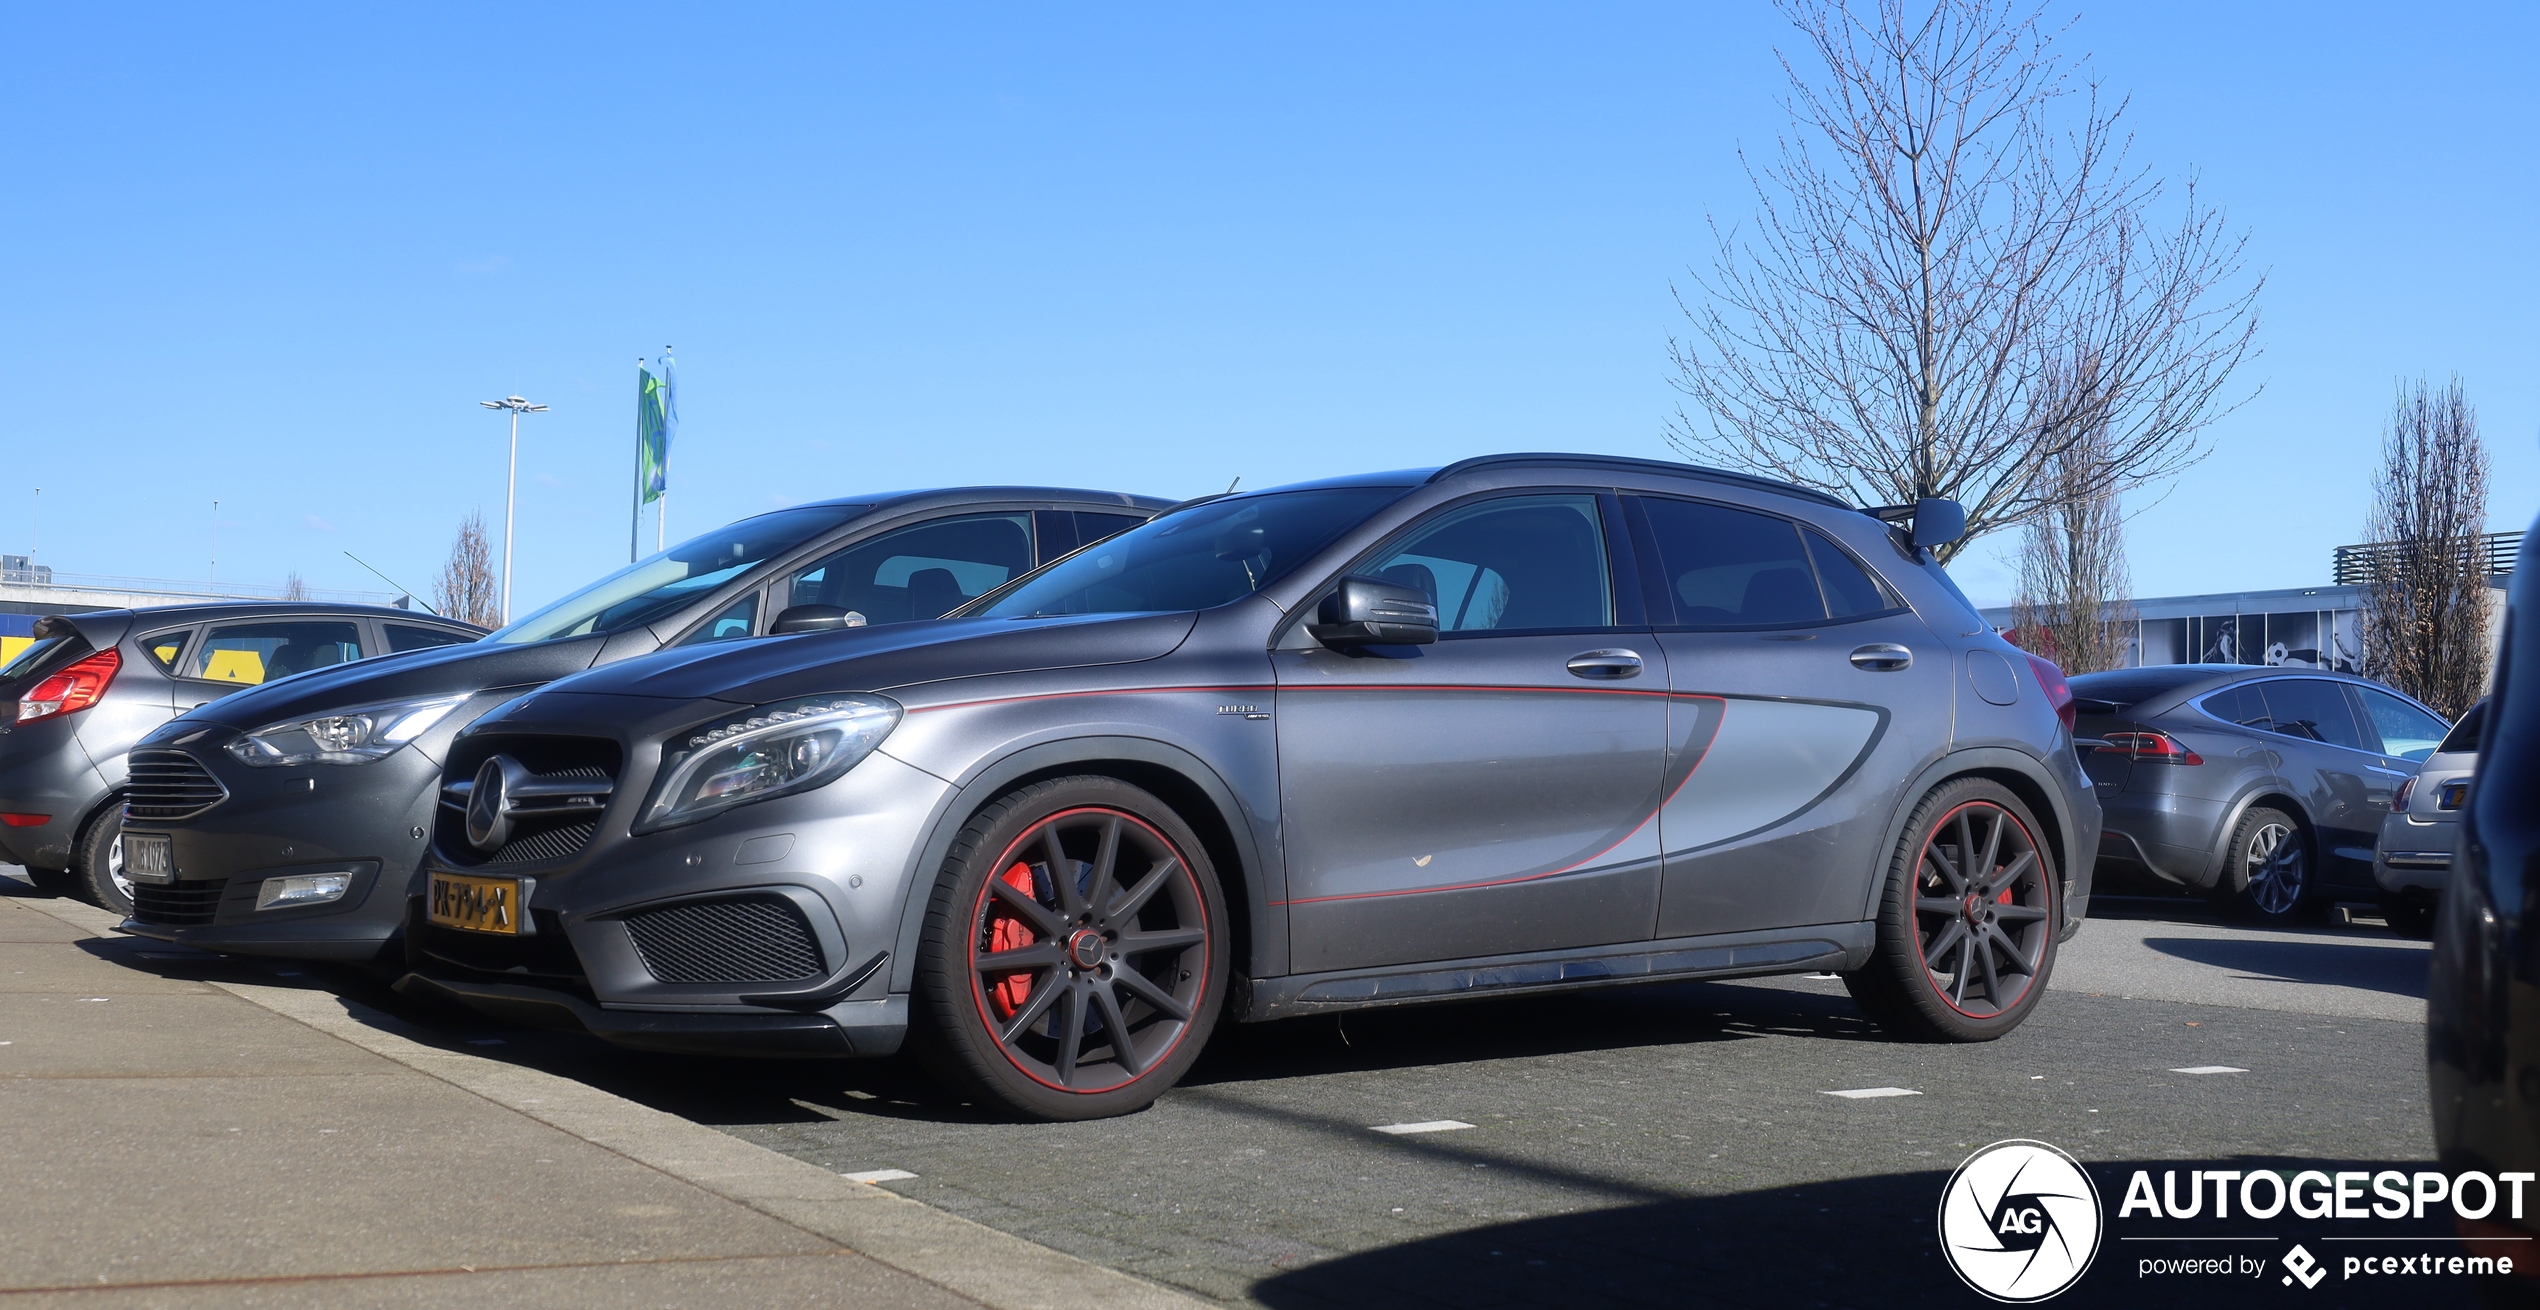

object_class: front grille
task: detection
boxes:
[126,750,229,821]
[487,820,598,865]
[624,896,824,985]
[132,878,229,926]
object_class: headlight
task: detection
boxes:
[635,694,901,833]
[225,694,471,767]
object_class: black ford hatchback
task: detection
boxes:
[117,487,1164,964]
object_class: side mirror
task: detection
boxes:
[1307,575,1439,648]
[1910,498,1967,553]
[770,605,868,635]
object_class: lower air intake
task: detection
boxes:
[623,895,824,985]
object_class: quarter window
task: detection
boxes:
[784,514,1033,625]
[1361,495,1612,634]
[2353,686,2450,761]
[137,628,193,672]
[184,620,365,686]
[1805,529,1900,619]
[677,594,760,646]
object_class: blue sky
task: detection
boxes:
[2,3,2532,613]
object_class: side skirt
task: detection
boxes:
[1235,922,1874,1022]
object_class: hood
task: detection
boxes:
[544,611,1199,707]
[181,633,610,729]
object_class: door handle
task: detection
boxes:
[1849,643,1913,672]
[1566,649,1643,679]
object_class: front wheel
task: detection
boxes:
[1844,777,2059,1042]
[75,804,134,917]
[912,776,1228,1121]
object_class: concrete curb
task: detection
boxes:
[19,892,1211,1310]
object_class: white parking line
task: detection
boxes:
[1372,1120,1476,1135]
[843,1168,918,1184]
[2169,1066,2250,1075]
[1822,1087,1921,1099]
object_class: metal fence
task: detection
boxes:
[0,570,402,606]
[2332,532,2521,587]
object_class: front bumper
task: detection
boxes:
[116,742,441,960]
[400,694,955,1057]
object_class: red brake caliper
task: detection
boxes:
[987,861,1040,1019]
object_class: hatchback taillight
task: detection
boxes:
[2103,730,2204,766]
[2392,777,2417,813]
[2021,651,2076,732]
[19,649,120,722]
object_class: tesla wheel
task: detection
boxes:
[75,803,134,917]
[2211,806,2310,923]
[912,776,1227,1121]
[1844,777,2059,1042]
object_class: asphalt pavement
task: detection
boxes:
[196,891,2445,1309]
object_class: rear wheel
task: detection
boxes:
[2210,807,2310,923]
[912,776,1227,1121]
[1844,777,2059,1042]
[75,804,134,917]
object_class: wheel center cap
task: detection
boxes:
[1066,929,1108,970]
[1963,893,1982,921]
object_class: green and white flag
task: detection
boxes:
[637,351,675,504]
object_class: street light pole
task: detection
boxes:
[479,394,549,624]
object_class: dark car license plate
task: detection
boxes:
[122,832,175,885]
[428,873,522,935]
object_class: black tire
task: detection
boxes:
[75,803,134,917]
[2208,806,2311,924]
[911,776,1228,1121]
[1844,777,2059,1042]
[2379,891,2438,940]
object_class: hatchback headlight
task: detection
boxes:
[226,694,472,767]
[635,694,901,833]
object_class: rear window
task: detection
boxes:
[2439,700,2486,756]
[2068,666,2225,711]
[0,634,82,681]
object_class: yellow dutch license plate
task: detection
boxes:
[428,873,523,935]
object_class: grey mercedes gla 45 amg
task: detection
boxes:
[115,488,1164,964]
[407,454,2099,1120]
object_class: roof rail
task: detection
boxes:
[1425,453,1852,510]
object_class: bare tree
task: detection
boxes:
[1668,0,2261,557]
[431,512,501,629]
[280,571,310,601]
[2006,414,2134,672]
[2359,378,2491,718]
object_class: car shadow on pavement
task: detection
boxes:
[1249,1156,2481,1310]
[2141,936,2429,999]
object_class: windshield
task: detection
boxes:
[976,487,1405,619]
[490,506,861,644]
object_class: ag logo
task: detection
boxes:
[1938,1139,2104,1302]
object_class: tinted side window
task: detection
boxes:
[385,623,474,653]
[1364,495,1611,633]
[2203,684,2270,729]
[2439,701,2487,755]
[185,620,364,686]
[1075,512,1147,545]
[2256,679,2368,751]
[1638,497,1825,628]
[1804,529,1898,619]
[785,514,1033,625]
[2353,686,2450,761]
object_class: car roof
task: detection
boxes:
[822,486,1176,515]
[2070,663,2440,718]
[35,602,484,652]
[1429,452,1854,510]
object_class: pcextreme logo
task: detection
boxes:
[1939,1140,2105,1302]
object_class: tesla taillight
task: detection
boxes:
[2102,731,2204,766]
[2021,651,2076,732]
[19,648,120,722]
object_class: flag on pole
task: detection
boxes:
[637,350,676,505]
